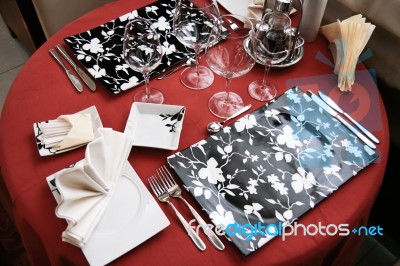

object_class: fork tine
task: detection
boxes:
[154,175,168,194]
[150,174,207,251]
[151,176,161,193]
[148,176,159,196]
[150,175,165,195]
[161,165,176,186]
[156,168,171,190]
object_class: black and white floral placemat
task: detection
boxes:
[167,86,378,255]
[64,0,193,95]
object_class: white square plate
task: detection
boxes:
[33,106,103,156]
[46,161,170,266]
[124,102,186,150]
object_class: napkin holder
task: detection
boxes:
[320,14,376,91]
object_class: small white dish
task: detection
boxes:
[33,106,103,156]
[124,102,186,150]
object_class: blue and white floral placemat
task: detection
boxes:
[167,86,378,255]
[64,0,192,94]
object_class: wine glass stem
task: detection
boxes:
[262,64,271,89]
[224,77,232,103]
[143,73,150,99]
[194,49,200,76]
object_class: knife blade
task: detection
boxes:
[306,91,376,149]
[56,44,96,91]
[318,91,379,144]
[49,49,83,93]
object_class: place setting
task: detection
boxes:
[46,128,170,266]
[40,0,382,264]
[49,44,97,93]
[63,0,195,95]
[166,85,380,255]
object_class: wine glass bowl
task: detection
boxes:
[173,0,220,90]
[248,11,292,102]
[123,18,164,103]
[206,14,256,118]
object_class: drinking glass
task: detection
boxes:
[248,11,291,101]
[173,0,220,90]
[123,18,164,103]
[206,15,256,118]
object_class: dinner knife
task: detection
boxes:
[56,44,96,91]
[49,49,83,93]
[193,212,225,250]
[318,91,379,144]
[306,91,376,149]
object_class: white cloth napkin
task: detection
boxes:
[53,128,132,247]
[247,1,294,22]
[38,113,94,150]
[247,0,269,22]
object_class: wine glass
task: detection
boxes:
[206,14,256,118]
[123,18,164,103]
[248,11,291,101]
[173,0,220,90]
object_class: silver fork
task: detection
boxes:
[148,176,206,251]
[157,166,225,251]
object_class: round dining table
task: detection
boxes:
[0,0,389,265]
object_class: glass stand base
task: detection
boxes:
[208,91,244,119]
[248,80,277,102]
[180,66,214,90]
[134,88,164,104]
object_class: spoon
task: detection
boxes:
[157,57,196,80]
[207,104,252,133]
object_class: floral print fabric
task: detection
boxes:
[64,0,192,94]
[167,86,378,255]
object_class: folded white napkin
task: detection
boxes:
[247,1,294,22]
[248,0,269,22]
[38,113,94,150]
[53,128,132,247]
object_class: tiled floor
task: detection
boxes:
[0,15,30,114]
[354,227,399,266]
[1,13,399,266]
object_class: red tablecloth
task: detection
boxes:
[0,0,389,265]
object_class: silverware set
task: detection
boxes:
[149,165,225,251]
[49,44,96,93]
[318,91,379,144]
[307,90,379,149]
